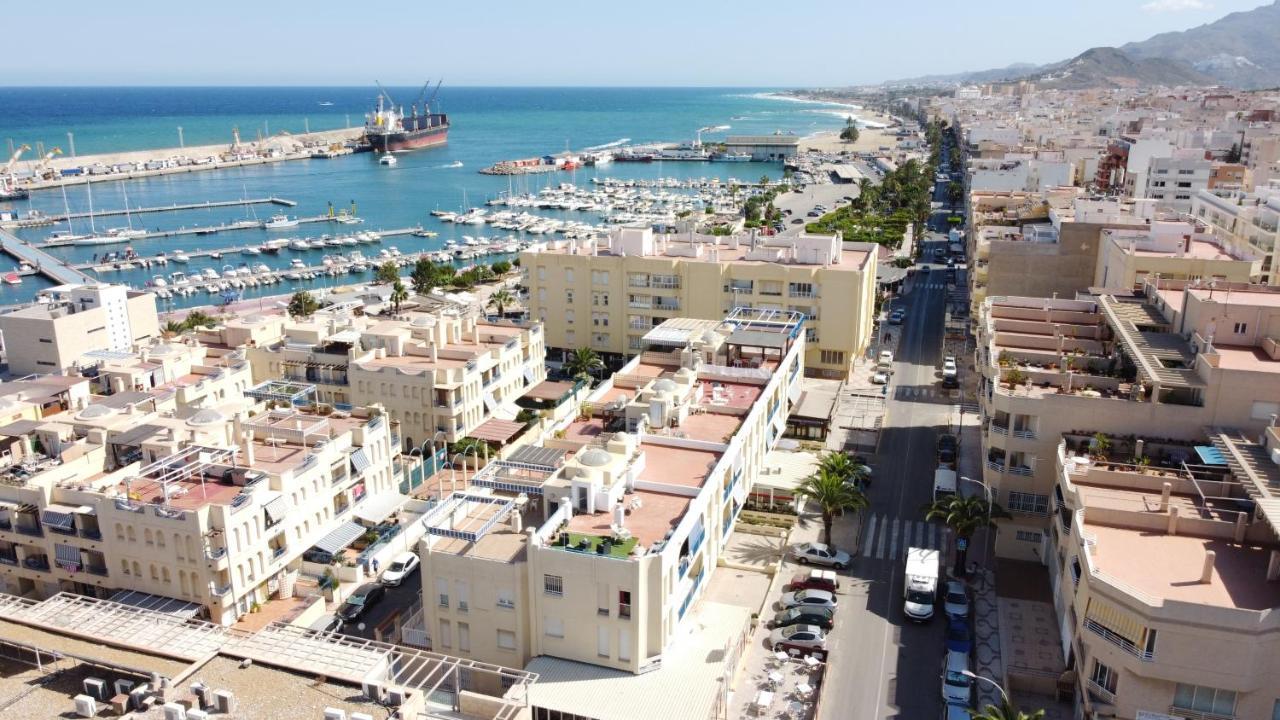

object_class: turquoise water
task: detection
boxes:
[0,87,857,307]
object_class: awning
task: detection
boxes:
[521,379,576,403]
[54,543,81,566]
[505,444,566,471]
[349,448,372,476]
[311,521,365,557]
[108,590,203,619]
[469,418,525,444]
[1085,597,1144,645]
[1195,445,1227,466]
[41,504,84,531]
[262,494,288,527]
[353,493,405,525]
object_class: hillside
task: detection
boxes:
[1120,0,1280,88]
[1021,47,1213,90]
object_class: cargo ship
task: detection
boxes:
[363,82,449,153]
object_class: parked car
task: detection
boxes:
[779,589,839,611]
[888,309,905,325]
[878,350,894,369]
[379,551,420,586]
[936,434,958,465]
[920,265,931,273]
[943,580,970,619]
[769,606,835,631]
[786,569,840,593]
[337,582,387,622]
[943,702,972,720]
[791,218,805,225]
[807,210,822,217]
[941,650,973,704]
[770,624,828,656]
[871,370,890,384]
[945,618,972,654]
[792,542,850,570]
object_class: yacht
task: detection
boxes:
[288,238,311,251]
[201,268,219,280]
[264,214,299,230]
[378,153,397,166]
[169,271,189,286]
[172,251,190,263]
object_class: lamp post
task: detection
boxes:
[960,475,994,576]
[961,670,1010,706]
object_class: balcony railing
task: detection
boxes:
[1007,465,1034,477]
[86,565,109,577]
[1169,706,1236,720]
[985,460,1005,473]
[23,557,49,571]
[272,546,287,559]
[1086,679,1116,706]
[653,300,680,311]
[14,524,43,537]
[650,278,680,290]
[79,528,102,540]
[989,423,1010,436]
[0,555,16,566]
[1083,618,1154,661]
[206,547,227,560]
[211,583,232,597]
[1012,429,1037,440]
[628,299,652,309]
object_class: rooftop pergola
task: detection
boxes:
[244,379,318,406]
[1100,294,1204,400]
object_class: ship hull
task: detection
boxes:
[367,124,449,153]
[0,189,30,202]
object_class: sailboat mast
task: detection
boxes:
[86,177,97,234]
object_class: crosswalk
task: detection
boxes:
[859,513,951,561]
[894,387,953,401]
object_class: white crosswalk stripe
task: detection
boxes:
[860,513,953,560]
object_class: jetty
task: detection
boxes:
[38,213,365,247]
[8,197,296,229]
[0,227,96,284]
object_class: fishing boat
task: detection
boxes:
[264,214,299,230]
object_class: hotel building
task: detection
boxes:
[0,284,159,377]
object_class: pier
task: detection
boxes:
[0,227,96,285]
[8,197,297,229]
[38,213,367,247]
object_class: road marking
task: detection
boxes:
[862,514,878,557]
[888,518,900,560]
[914,520,925,549]
[875,516,889,559]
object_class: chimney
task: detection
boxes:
[1135,439,1145,462]
[1200,550,1216,584]
[242,430,254,466]
[1168,506,1179,535]
[1234,511,1248,543]
[1160,482,1171,512]
[430,344,438,362]
[510,509,523,534]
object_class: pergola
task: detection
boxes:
[244,379,317,407]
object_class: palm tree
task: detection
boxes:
[794,468,868,548]
[564,347,604,384]
[970,701,1045,720]
[161,320,186,339]
[489,288,514,317]
[183,310,214,329]
[389,280,408,314]
[816,451,869,487]
[924,494,1008,577]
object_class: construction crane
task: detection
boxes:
[34,147,63,181]
[3,144,30,176]
[1,144,32,200]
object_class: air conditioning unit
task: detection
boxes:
[128,685,150,711]
[361,681,385,703]
[82,677,107,700]
[190,682,211,709]
[386,689,407,707]
[213,689,236,714]
[323,709,347,720]
[162,702,187,720]
[350,713,374,720]
[113,679,135,697]
[73,695,97,718]
[187,710,209,720]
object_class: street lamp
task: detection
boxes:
[961,670,1010,706]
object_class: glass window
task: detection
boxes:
[1174,683,1237,715]
[497,629,517,651]
[544,574,563,596]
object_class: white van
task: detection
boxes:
[933,467,957,501]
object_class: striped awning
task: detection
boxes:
[41,505,80,531]
[1085,596,1144,645]
[54,544,81,566]
[262,495,288,526]
[311,521,365,558]
[349,448,372,475]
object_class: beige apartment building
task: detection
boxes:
[0,283,159,376]
[520,227,876,377]
[205,297,547,447]
[1192,187,1280,284]
[1093,225,1258,291]
[977,281,1280,561]
[1048,429,1280,720]
[415,310,805,719]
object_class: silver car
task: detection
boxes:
[793,542,850,570]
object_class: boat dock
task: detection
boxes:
[7,197,297,229]
[0,227,97,284]
[36,213,369,247]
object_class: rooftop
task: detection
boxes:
[564,489,692,548]
[636,442,721,489]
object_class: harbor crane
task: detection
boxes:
[1,144,31,200]
[35,147,63,181]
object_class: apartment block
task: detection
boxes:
[521,227,875,378]
[1093,225,1258,291]
[0,284,159,376]
[1048,429,1280,720]
[1144,155,1212,213]
[1192,187,1280,284]
[976,282,1280,561]
[416,310,805,718]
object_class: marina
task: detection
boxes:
[4,195,295,228]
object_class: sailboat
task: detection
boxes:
[72,179,145,245]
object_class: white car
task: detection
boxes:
[943,580,970,619]
[379,551,420,586]
[793,542,851,569]
[941,650,973,704]
[779,589,838,611]
[943,356,957,372]
[871,370,890,385]
[878,350,894,367]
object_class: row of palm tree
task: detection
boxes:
[793,452,870,547]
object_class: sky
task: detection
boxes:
[2,0,1269,86]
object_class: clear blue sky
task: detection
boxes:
[3,0,1267,86]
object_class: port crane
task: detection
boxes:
[34,147,63,181]
[1,144,31,200]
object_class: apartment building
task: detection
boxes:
[521,227,875,378]
[1048,428,1280,720]
[976,282,1280,560]
[0,284,159,376]
[1192,187,1280,284]
[209,298,547,446]
[1093,225,1258,291]
[416,309,804,718]
[0,387,403,625]
[1143,155,1212,213]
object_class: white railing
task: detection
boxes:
[1086,679,1116,705]
[1083,618,1154,660]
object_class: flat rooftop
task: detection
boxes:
[565,489,691,548]
[1211,343,1280,374]
[428,496,535,563]
[1187,286,1280,308]
[697,379,763,410]
[0,617,192,678]
[1084,522,1280,611]
[637,442,721,489]
[538,241,871,272]
[1130,239,1240,261]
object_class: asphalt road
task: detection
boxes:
[334,567,422,641]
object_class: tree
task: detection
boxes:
[924,494,1008,577]
[489,288,514,317]
[564,347,604,384]
[389,280,408,314]
[817,451,869,487]
[375,261,400,285]
[183,310,214,330]
[794,468,868,548]
[970,701,1045,720]
[287,290,320,319]
[490,260,512,276]
[161,320,186,338]
[839,119,860,144]
[411,258,438,296]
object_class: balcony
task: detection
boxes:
[653,299,680,312]
[650,278,680,290]
[272,545,287,559]
[1086,679,1116,706]
[985,460,1005,474]
[628,298,652,309]
[0,518,10,531]
[14,524,43,537]
[23,556,49,571]
[789,288,816,299]
[211,582,232,597]
[78,527,102,540]
[1169,707,1235,720]
[86,565,109,577]
[1012,428,1037,440]
[0,555,16,566]
[629,277,650,288]
[1007,465,1034,477]
[1083,619,1153,661]
[989,423,1010,436]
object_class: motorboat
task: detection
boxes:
[264,214,299,230]
[378,153,397,166]
[172,251,190,263]
[289,238,311,251]
[290,258,306,268]
[241,246,261,256]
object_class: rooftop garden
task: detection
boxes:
[555,531,639,559]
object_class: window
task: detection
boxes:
[565,269,574,284]
[497,629,517,651]
[592,270,609,285]
[497,588,515,609]
[618,590,632,619]
[1089,659,1117,694]
[458,622,471,652]
[1174,684,1237,716]
[1233,322,1248,334]
[597,584,609,617]
[565,309,575,324]
[820,350,845,365]
[544,616,565,638]
[1070,557,1082,587]
[437,578,449,608]
[1007,492,1049,515]
[438,620,452,648]
[592,312,609,327]
[597,625,610,658]
[456,580,470,612]
[544,574,564,596]
[1015,530,1042,544]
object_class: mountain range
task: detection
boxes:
[885,1,1280,90]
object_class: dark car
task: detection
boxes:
[945,618,972,653]
[337,582,386,622]
[888,309,905,325]
[937,434,958,465]
[786,569,840,593]
[769,606,836,631]
[791,218,805,225]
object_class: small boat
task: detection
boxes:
[290,258,306,268]
[379,153,397,166]
[389,246,401,256]
[264,214,299,230]
[202,268,219,280]
[3,272,21,285]
[150,275,168,288]
[172,251,190,263]
[209,251,222,260]
[254,263,271,274]
[289,238,311,251]
[241,246,261,256]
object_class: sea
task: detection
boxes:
[0,87,863,309]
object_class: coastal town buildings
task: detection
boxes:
[0,283,159,376]
[520,227,876,378]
